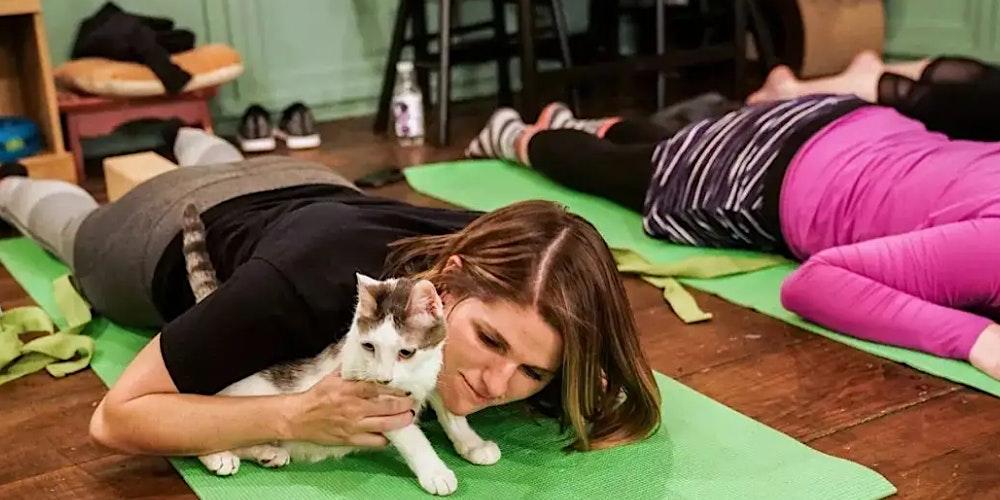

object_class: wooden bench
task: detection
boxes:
[58,87,215,181]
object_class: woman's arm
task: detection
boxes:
[91,336,415,456]
[781,219,1000,359]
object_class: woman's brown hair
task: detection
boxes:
[386,200,660,450]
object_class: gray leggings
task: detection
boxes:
[0,156,355,328]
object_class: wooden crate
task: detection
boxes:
[0,0,75,182]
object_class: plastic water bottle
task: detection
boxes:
[392,61,425,147]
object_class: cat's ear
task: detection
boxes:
[356,273,379,317]
[407,279,444,323]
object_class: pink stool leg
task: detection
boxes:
[64,114,86,182]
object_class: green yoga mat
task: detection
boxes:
[0,237,893,499]
[405,160,1000,398]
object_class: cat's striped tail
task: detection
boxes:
[181,203,220,303]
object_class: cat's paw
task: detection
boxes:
[250,445,290,468]
[200,451,241,476]
[416,465,458,496]
[457,440,501,465]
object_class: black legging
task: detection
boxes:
[528,119,669,213]
[879,57,1000,142]
[528,57,1000,213]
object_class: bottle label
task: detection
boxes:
[392,93,424,139]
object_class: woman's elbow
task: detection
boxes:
[89,398,135,453]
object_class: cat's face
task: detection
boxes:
[342,274,445,384]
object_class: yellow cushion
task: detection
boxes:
[54,44,243,97]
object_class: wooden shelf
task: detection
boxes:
[0,0,75,182]
[0,0,40,17]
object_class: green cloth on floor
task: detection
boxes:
[0,236,894,499]
[405,159,1000,398]
[613,248,790,323]
[0,273,94,385]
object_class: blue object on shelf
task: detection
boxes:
[0,117,42,163]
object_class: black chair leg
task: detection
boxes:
[375,0,411,134]
[492,0,513,106]
[733,0,748,97]
[656,0,666,109]
[438,0,452,146]
[517,0,539,119]
[747,0,778,71]
[547,0,580,114]
[411,0,433,109]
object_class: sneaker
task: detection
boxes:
[276,102,321,150]
[237,104,276,152]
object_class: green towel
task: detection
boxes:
[0,236,895,499]
[0,275,94,385]
[405,159,1000,398]
[613,248,789,323]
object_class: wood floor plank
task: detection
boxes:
[0,455,195,500]
[623,277,669,312]
[809,390,1000,494]
[635,296,814,378]
[895,444,1000,500]
[0,371,111,485]
[677,338,960,441]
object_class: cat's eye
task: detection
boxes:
[399,349,415,359]
[361,342,375,352]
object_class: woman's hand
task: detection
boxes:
[282,374,415,447]
[90,336,413,456]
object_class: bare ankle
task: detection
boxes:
[849,51,884,72]
[747,66,799,104]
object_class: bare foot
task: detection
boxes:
[970,324,1000,380]
[838,50,884,102]
[747,51,887,105]
[844,50,884,76]
[746,65,799,105]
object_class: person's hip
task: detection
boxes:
[73,156,356,328]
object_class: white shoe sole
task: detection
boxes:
[276,129,321,150]
[239,136,276,153]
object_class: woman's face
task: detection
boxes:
[436,295,563,416]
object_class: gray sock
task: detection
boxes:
[174,127,244,167]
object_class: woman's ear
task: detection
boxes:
[439,255,463,310]
[443,255,463,273]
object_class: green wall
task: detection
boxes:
[42,0,589,127]
[42,0,1000,123]
[884,0,1000,62]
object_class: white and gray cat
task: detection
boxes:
[180,204,500,496]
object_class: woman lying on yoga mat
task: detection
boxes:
[466,53,1000,381]
[0,156,659,455]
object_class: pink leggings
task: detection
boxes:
[781,218,1000,358]
[779,106,1000,359]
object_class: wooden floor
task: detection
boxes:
[2,101,1000,499]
